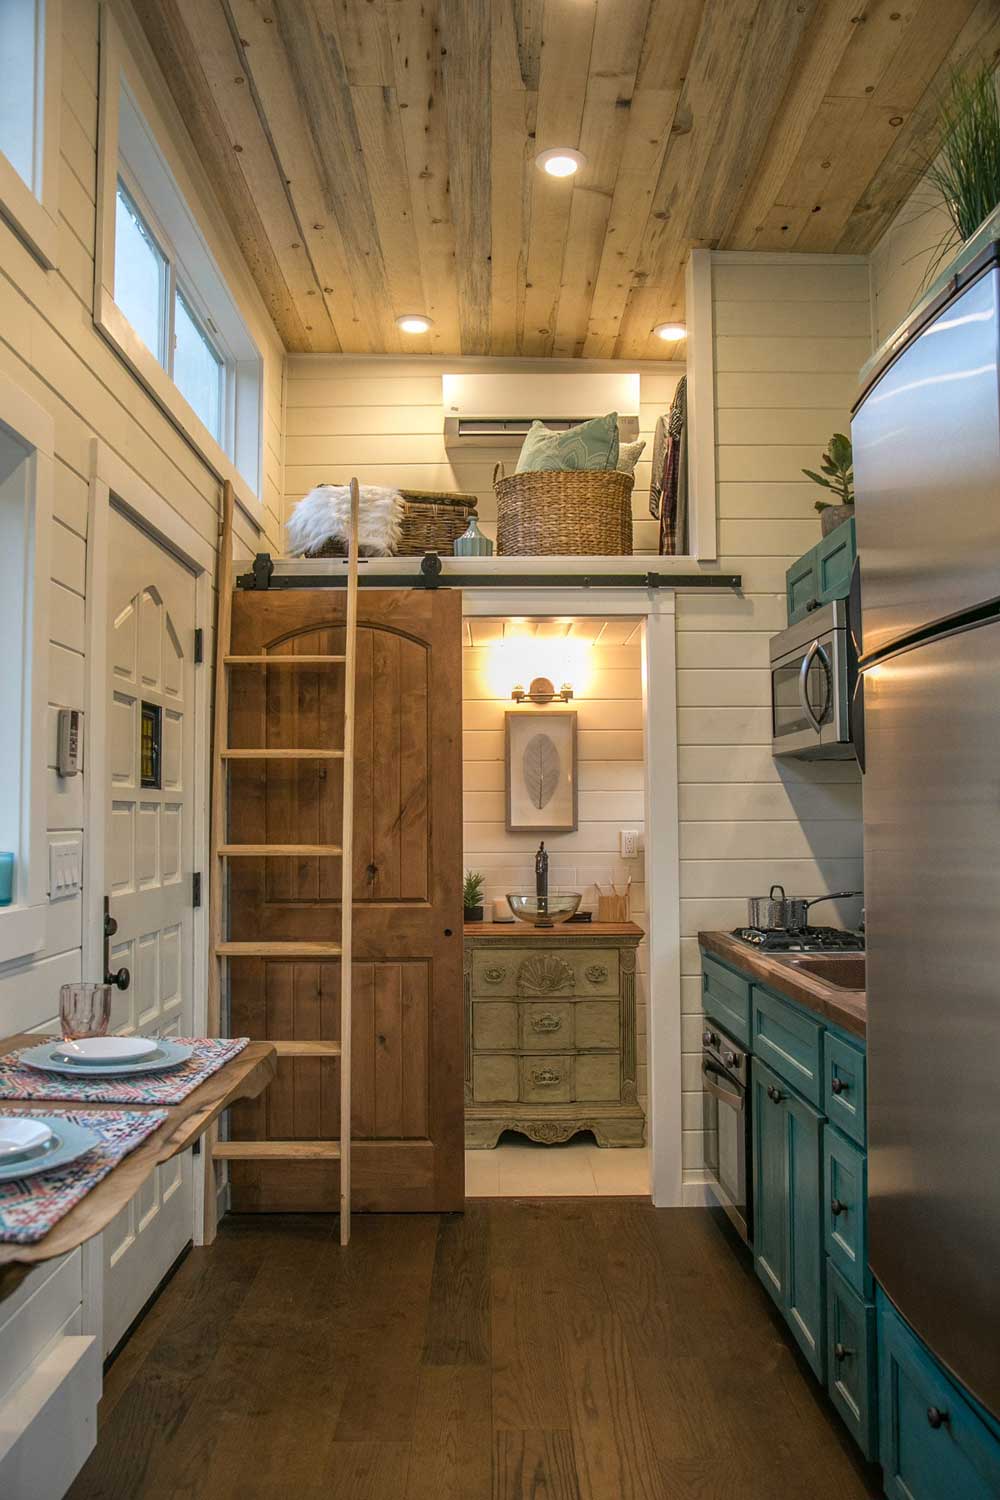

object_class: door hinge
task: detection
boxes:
[194,628,204,664]
[192,872,202,908]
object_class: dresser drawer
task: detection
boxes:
[824,1125,870,1297]
[826,1263,877,1461]
[574,999,619,1050]
[569,951,619,995]
[472,952,524,995]
[472,947,620,998]
[702,953,751,1045]
[575,1053,620,1102]
[520,1056,573,1103]
[752,985,823,1105]
[472,1001,517,1051]
[520,1002,573,1051]
[472,1053,519,1102]
[824,1030,866,1147]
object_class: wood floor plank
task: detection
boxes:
[404,1365,492,1500]
[421,1205,491,1366]
[492,1429,582,1500]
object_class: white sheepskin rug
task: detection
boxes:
[286,483,405,558]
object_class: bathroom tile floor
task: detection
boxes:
[464,1137,649,1197]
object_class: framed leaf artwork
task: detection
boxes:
[505,711,578,833]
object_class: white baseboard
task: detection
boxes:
[682,1180,716,1207]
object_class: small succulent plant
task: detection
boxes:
[463,870,485,911]
[803,432,854,513]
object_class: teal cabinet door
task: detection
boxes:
[816,517,856,605]
[752,985,824,1106]
[878,1290,1000,1499]
[827,1263,877,1461]
[786,546,820,624]
[752,1057,787,1310]
[784,1087,826,1379]
[824,1029,866,1148]
[701,953,751,1045]
[824,1126,871,1298]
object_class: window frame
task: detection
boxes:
[95,8,264,525]
[0,370,52,967]
[0,0,61,268]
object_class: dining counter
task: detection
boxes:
[697,932,866,1040]
[0,1037,276,1301]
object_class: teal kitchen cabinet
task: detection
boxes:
[702,953,751,1046]
[751,1056,826,1380]
[785,517,856,625]
[824,1125,871,1299]
[827,1263,878,1461]
[878,1290,1000,1500]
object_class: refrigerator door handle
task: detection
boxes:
[799,640,828,733]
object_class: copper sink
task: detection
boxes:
[783,955,866,991]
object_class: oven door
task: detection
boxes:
[702,1058,750,1243]
[772,626,849,758]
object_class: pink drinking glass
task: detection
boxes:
[59,983,113,1040]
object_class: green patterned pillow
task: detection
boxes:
[515,413,620,473]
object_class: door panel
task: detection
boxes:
[752,1058,788,1310]
[785,1087,825,1379]
[228,589,464,1211]
[103,507,197,1354]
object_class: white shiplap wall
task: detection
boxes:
[462,617,649,1105]
[283,356,683,554]
[0,1,283,1039]
[869,183,956,349]
[673,253,869,1184]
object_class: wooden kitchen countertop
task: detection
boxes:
[0,1038,276,1301]
[698,932,866,1040]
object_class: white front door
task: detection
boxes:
[102,505,198,1355]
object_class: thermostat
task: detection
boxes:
[57,708,83,778]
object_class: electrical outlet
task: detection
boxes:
[619,829,640,859]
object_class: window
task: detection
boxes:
[96,13,263,519]
[0,0,60,266]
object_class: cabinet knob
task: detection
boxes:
[831,1077,848,1095]
[834,1343,853,1363]
[767,1085,784,1103]
[926,1406,949,1431]
[703,1029,718,1048]
[722,1049,738,1069]
[830,1197,847,1217]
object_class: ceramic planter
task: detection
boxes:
[820,504,854,537]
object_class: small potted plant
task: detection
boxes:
[463,870,485,922]
[803,432,854,536]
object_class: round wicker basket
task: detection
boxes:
[494,467,634,556]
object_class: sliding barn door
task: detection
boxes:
[227,589,464,1211]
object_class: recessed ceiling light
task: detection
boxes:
[396,314,433,334]
[536,148,586,178]
[653,322,687,341]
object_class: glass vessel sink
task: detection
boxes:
[506,892,582,928]
[785,955,866,990]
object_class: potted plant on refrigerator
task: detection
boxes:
[803,432,854,536]
[463,870,485,923]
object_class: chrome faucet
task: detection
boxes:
[534,841,549,917]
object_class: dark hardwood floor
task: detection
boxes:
[68,1202,882,1499]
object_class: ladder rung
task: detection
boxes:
[219,844,343,857]
[271,1040,342,1057]
[213,1140,342,1161]
[221,749,345,760]
[216,941,343,958]
[225,655,347,667]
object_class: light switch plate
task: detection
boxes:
[49,836,82,900]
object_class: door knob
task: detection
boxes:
[105,965,131,991]
[830,1197,847,1217]
[103,896,131,992]
[831,1077,848,1095]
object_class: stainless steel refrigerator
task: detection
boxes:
[853,245,1000,1420]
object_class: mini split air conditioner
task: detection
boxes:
[442,372,641,448]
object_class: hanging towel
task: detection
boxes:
[658,376,687,556]
[648,413,669,519]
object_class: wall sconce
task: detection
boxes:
[511,676,574,704]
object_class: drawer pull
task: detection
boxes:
[585,964,609,983]
[830,1197,847,1217]
[530,1012,562,1033]
[531,1067,562,1086]
[483,965,507,983]
[767,1085,784,1103]
[926,1406,949,1431]
[831,1076,849,1095]
[833,1342,853,1363]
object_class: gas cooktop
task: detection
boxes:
[732,925,865,953]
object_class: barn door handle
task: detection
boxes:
[103,896,131,992]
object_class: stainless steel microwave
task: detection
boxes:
[770,599,857,760]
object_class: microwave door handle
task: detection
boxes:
[798,640,823,732]
[702,1062,744,1111]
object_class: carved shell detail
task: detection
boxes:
[482,965,507,984]
[585,964,609,984]
[517,954,574,994]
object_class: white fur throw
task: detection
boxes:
[286,483,405,557]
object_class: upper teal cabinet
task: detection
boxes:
[786,517,856,625]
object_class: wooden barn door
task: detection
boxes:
[226,588,464,1212]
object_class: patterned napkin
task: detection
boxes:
[0,1037,251,1106]
[0,1109,167,1244]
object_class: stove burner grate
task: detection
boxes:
[732,925,865,953]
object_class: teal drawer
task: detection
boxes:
[751,986,823,1105]
[827,1263,877,1461]
[701,954,750,1046]
[786,545,820,624]
[824,1126,870,1297]
[816,516,856,604]
[824,1030,866,1147]
[878,1289,1000,1500]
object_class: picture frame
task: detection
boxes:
[505,710,578,833]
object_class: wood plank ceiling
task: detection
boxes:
[133,0,1000,358]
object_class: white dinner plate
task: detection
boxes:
[0,1118,54,1159]
[17,1039,194,1078]
[57,1037,158,1065]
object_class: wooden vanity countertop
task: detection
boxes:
[466,921,645,938]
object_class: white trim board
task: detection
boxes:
[0,0,61,268]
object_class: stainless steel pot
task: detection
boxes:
[747,887,863,930]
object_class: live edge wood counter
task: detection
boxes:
[698,931,866,1039]
[0,1038,276,1301]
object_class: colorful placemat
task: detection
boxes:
[0,1037,250,1106]
[0,1109,167,1244]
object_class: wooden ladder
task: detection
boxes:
[206,479,360,1246]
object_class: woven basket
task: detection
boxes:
[307,489,477,558]
[494,465,634,556]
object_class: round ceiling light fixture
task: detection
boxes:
[653,321,687,341]
[536,147,586,178]
[396,313,433,334]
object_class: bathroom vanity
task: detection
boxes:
[463,922,645,1149]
